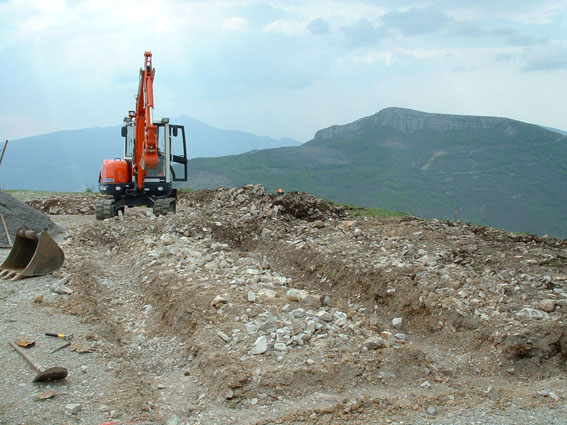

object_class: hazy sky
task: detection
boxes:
[1,0,566,141]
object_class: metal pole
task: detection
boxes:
[0,140,8,168]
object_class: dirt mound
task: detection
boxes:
[26,194,97,215]
[0,192,61,244]
[179,184,346,222]
[179,184,273,211]
[28,186,347,223]
[272,191,347,221]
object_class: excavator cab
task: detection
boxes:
[142,119,188,185]
[97,118,188,219]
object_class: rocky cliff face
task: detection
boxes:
[313,107,514,140]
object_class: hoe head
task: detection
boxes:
[33,366,68,383]
[0,227,64,280]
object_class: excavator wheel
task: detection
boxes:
[152,198,175,217]
[95,199,115,220]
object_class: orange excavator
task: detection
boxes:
[96,51,188,219]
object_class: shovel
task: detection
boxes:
[9,341,68,382]
[0,227,64,280]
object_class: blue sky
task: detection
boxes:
[0,0,566,141]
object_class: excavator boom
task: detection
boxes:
[134,51,159,189]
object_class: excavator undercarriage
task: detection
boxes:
[95,195,175,220]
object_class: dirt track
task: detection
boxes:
[2,185,567,424]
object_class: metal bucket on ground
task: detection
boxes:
[0,227,64,280]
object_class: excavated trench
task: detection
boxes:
[56,207,451,420]
[20,187,567,423]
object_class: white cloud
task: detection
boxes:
[348,46,524,72]
[397,46,516,61]
[307,17,330,35]
[263,19,309,36]
[521,41,567,71]
[509,1,567,25]
[440,0,566,24]
[351,51,394,65]
[381,6,451,36]
[222,16,248,32]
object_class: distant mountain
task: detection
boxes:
[186,107,567,238]
[0,117,300,192]
[541,126,567,136]
[175,116,300,158]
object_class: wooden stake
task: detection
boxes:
[0,213,11,247]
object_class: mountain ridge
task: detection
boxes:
[186,107,567,238]
[313,107,535,141]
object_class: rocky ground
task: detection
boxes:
[1,185,566,424]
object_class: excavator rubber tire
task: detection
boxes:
[95,199,115,220]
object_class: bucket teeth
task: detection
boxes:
[2,271,18,280]
[0,270,11,279]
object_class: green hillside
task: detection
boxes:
[186,108,567,238]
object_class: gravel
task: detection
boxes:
[411,403,567,425]
[0,192,62,245]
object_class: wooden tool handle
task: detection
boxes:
[9,341,42,372]
[0,214,11,247]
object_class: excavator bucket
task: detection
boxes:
[0,227,64,280]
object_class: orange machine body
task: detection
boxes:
[100,159,131,184]
[133,51,159,190]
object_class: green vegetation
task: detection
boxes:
[341,204,409,218]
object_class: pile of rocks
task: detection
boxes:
[281,214,567,364]
[272,190,347,222]
[26,194,97,215]
[0,192,61,243]
[117,186,567,368]
[179,184,346,223]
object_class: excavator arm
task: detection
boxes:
[132,51,159,190]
